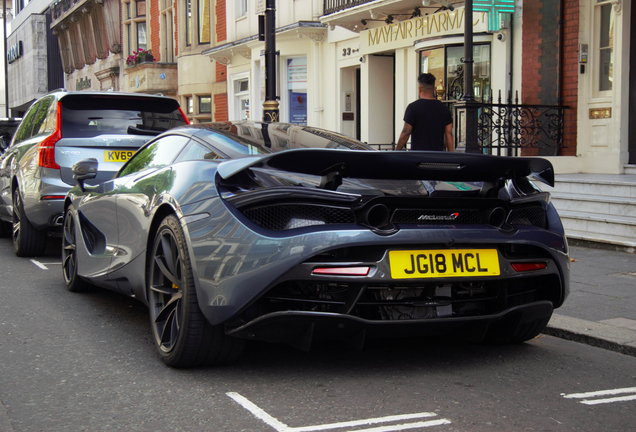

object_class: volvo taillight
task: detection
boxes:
[178,107,191,125]
[37,102,62,170]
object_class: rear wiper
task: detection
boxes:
[127,125,165,136]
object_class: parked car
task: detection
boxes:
[63,121,569,368]
[0,90,188,257]
[0,117,22,151]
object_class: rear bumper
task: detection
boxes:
[25,197,65,229]
[227,301,553,346]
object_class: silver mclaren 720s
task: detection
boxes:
[62,121,569,368]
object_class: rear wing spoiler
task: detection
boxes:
[217,149,555,188]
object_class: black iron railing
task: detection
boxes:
[370,91,567,155]
[324,0,374,15]
[448,91,567,156]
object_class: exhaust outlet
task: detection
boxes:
[483,207,506,228]
[364,204,390,229]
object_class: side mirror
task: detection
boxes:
[72,158,98,192]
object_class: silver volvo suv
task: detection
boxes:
[0,90,189,257]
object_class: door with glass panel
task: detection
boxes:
[419,44,491,102]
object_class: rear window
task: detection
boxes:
[61,95,186,138]
[195,129,273,158]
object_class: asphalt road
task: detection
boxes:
[1,237,635,432]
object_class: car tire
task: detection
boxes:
[0,221,11,238]
[62,205,90,292]
[13,190,47,257]
[483,313,552,345]
[148,214,244,368]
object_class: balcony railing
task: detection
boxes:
[52,0,82,21]
[324,0,374,15]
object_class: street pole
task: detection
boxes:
[3,0,9,117]
[262,0,279,123]
[457,0,480,153]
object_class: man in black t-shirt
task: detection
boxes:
[395,73,454,151]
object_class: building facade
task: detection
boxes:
[5,0,634,175]
[7,0,63,116]
[1,0,15,116]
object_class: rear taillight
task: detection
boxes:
[511,262,547,272]
[312,267,371,276]
[37,102,62,169]
[179,107,191,125]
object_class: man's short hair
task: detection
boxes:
[418,73,437,88]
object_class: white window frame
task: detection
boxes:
[235,0,247,19]
[123,0,149,57]
[230,71,250,120]
[160,0,175,62]
[593,0,615,99]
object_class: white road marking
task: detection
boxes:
[227,392,450,432]
[562,387,636,405]
[579,395,636,405]
[227,392,288,431]
[30,260,62,270]
[345,420,451,432]
[30,260,48,270]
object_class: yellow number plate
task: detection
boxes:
[389,249,500,279]
[105,150,135,162]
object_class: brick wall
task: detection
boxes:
[150,0,161,61]
[522,1,545,106]
[214,93,228,121]
[174,0,179,56]
[214,0,228,121]
[560,0,579,156]
[215,61,227,82]
[215,0,226,43]
[522,0,578,156]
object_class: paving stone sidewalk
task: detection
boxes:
[544,243,636,356]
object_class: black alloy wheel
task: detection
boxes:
[148,214,243,368]
[62,205,89,292]
[12,190,47,257]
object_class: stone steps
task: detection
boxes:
[544,174,636,247]
[550,192,636,217]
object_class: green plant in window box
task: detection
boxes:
[126,49,153,66]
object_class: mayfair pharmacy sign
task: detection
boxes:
[360,7,488,54]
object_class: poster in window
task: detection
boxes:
[289,92,307,125]
[287,57,307,125]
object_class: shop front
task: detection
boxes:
[326,7,506,151]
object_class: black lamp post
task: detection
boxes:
[456,0,480,153]
[3,0,8,117]
[262,0,279,123]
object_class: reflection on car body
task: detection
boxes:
[62,120,569,368]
